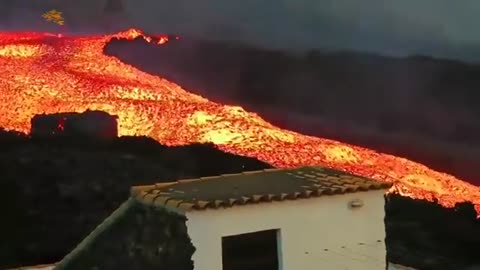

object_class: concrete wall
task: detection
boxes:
[186,190,386,270]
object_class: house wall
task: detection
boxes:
[186,190,387,270]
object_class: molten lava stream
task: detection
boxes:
[0,29,479,214]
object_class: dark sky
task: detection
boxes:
[2,0,480,61]
[123,0,480,62]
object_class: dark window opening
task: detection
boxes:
[222,229,281,270]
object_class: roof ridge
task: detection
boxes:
[129,166,381,200]
[131,167,296,192]
[130,168,292,199]
[130,182,176,197]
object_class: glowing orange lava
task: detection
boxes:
[1,29,479,214]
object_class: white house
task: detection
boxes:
[54,166,392,270]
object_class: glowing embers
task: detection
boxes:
[186,110,295,145]
[323,145,360,163]
[0,44,50,58]
[401,174,447,195]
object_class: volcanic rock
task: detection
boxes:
[30,110,118,139]
[385,194,480,270]
[0,129,271,269]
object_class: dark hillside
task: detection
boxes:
[0,129,270,269]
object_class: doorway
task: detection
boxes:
[222,229,281,270]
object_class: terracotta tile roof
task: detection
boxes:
[131,166,391,211]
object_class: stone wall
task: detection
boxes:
[55,199,195,270]
[385,194,480,270]
[30,111,118,139]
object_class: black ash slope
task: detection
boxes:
[0,130,270,269]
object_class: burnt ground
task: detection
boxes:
[0,130,270,269]
[386,195,480,270]
[105,37,480,185]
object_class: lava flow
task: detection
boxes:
[1,29,479,213]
